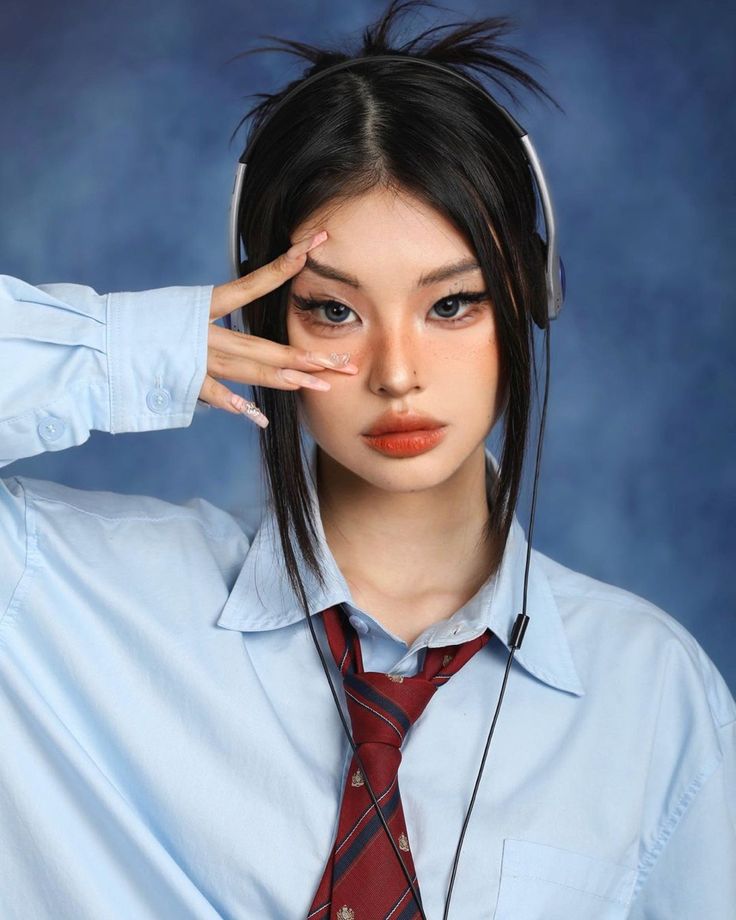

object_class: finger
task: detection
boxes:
[207,322,358,374]
[198,374,269,428]
[207,349,333,392]
[209,230,328,321]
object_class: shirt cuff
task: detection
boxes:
[107,284,212,434]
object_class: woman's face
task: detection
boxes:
[287,186,504,495]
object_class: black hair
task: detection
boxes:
[229,0,562,619]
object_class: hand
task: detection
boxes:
[199,230,358,427]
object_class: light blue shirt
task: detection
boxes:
[1,274,735,920]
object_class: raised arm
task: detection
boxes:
[0,275,213,468]
[0,229,361,621]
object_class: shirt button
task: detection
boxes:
[348,614,370,636]
[146,387,171,413]
[37,417,66,442]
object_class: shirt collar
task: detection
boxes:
[217,442,585,697]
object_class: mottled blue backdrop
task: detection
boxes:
[1,0,734,691]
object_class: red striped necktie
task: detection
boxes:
[307,604,492,920]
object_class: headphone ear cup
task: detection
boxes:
[531,300,548,330]
[529,233,565,328]
[558,254,566,301]
[531,232,549,330]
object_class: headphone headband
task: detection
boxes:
[228,54,564,329]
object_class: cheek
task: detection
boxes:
[443,327,500,383]
[441,329,502,426]
[294,377,355,437]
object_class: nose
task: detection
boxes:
[366,323,424,398]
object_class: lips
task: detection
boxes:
[363,413,445,436]
[361,426,447,458]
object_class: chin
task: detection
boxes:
[328,438,473,493]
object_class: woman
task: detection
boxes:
[1,1,734,918]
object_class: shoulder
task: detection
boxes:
[535,547,736,732]
[12,474,260,545]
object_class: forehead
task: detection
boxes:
[292,186,478,288]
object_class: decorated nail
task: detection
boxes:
[230,394,269,428]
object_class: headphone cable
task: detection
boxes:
[302,317,551,919]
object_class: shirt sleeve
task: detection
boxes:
[0,274,212,468]
[628,643,736,918]
[0,274,212,619]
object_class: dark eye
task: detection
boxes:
[432,294,478,319]
[291,295,357,326]
[317,302,354,324]
[428,291,490,324]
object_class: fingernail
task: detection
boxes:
[307,352,355,371]
[230,394,269,428]
[287,230,328,261]
[306,230,328,251]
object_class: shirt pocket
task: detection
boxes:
[492,838,638,920]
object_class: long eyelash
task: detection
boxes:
[291,290,489,329]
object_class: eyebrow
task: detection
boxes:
[302,255,482,289]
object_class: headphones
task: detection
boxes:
[226,54,564,920]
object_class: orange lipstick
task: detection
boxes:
[362,427,447,457]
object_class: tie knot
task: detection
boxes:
[344,670,437,749]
